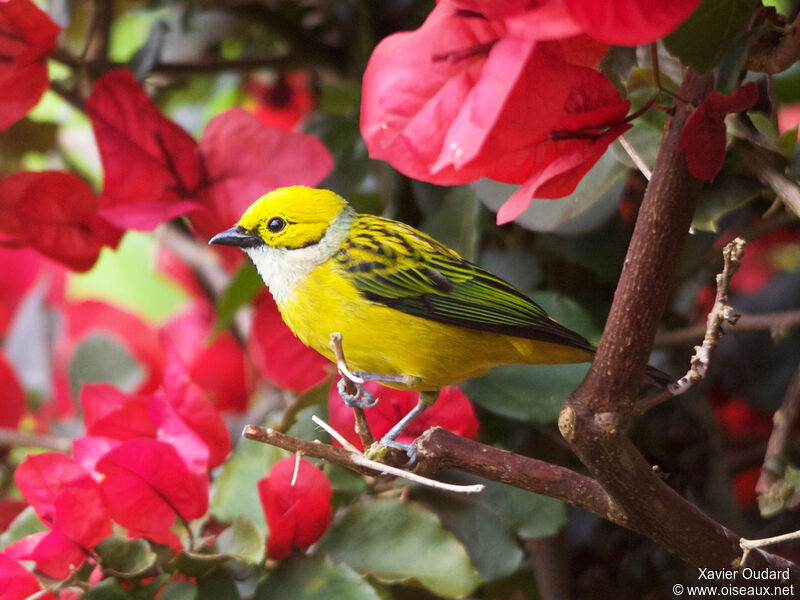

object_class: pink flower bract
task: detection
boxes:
[0,0,61,130]
[678,83,758,181]
[258,457,332,560]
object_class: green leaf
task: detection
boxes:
[254,556,381,600]
[774,63,800,103]
[157,581,198,600]
[747,113,782,148]
[417,476,566,581]
[216,515,265,564]
[419,185,480,261]
[758,466,800,517]
[533,292,601,340]
[109,7,172,62]
[463,362,589,422]
[68,231,188,323]
[779,129,798,158]
[324,462,368,503]
[196,568,240,600]
[96,535,157,576]
[80,578,135,600]
[415,487,522,582]
[609,108,666,174]
[0,506,46,549]
[315,498,481,599]
[482,481,567,538]
[280,380,333,435]
[478,249,542,293]
[214,261,263,334]
[472,150,626,234]
[174,550,230,578]
[664,0,760,74]
[211,434,284,531]
[692,172,764,232]
[69,333,145,399]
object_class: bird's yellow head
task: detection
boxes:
[211,186,350,250]
[209,186,355,303]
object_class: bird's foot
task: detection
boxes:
[337,378,379,408]
[379,437,417,467]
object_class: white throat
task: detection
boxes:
[244,208,354,306]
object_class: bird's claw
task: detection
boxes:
[379,437,418,467]
[337,378,378,408]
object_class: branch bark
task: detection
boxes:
[756,360,800,503]
[243,424,623,526]
[560,69,797,576]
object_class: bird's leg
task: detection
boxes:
[336,367,419,409]
[380,390,439,463]
[337,378,379,408]
[337,371,417,408]
[352,371,411,384]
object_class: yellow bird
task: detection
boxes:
[210,186,670,450]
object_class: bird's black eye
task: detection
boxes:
[267,217,286,233]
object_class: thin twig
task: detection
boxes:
[654,309,800,348]
[618,135,652,180]
[741,529,800,567]
[242,424,483,494]
[349,453,484,494]
[636,238,746,414]
[312,414,360,453]
[329,332,375,449]
[48,81,86,113]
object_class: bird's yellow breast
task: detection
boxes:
[275,257,591,391]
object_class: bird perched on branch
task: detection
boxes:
[210,186,671,453]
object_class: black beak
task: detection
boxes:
[209,226,263,248]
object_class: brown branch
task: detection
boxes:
[735,143,800,219]
[569,69,712,413]
[748,11,800,74]
[50,47,301,78]
[0,428,72,453]
[243,424,482,494]
[243,422,799,579]
[560,69,797,577]
[756,360,800,503]
[654,309,800,348]
[243,424,623,526]
[150,56,304,75]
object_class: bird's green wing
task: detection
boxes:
[339,217,594,352]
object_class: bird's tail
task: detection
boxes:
[643,364,675,389]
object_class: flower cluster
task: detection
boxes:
[360,0,701,223]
